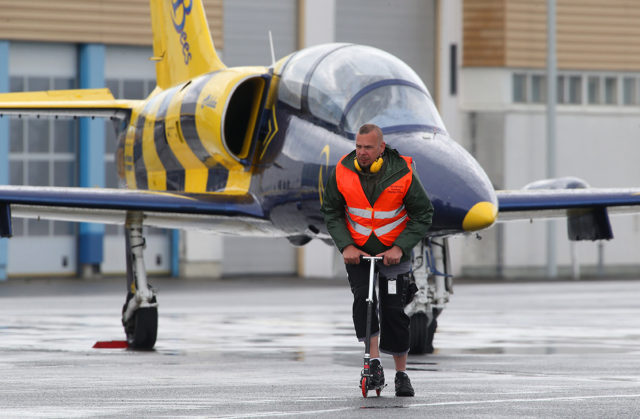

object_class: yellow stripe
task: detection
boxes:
[164,87,209,193]
[141,98,167,191]
[225,168,252,195]
[194,72,262,195]
[236,78,266,159]
[260,106,278,160]
[137,190,197,200]
[124,111,139,189]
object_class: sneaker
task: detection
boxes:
[369,359,385,388]
[395,371,414,397]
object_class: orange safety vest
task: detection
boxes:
[336,154,413,247]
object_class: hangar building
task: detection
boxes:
[0,0,638,279]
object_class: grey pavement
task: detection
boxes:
[1,276,640,418]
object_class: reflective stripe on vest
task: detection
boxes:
[346,211,408,237]
[336,154,413,247]
[345,204,406,223]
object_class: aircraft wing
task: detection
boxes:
[0,186,279,237]
[496,188,640,221]
[496,187,640,241]
[0,88,138,119]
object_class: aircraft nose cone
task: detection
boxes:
[387,131,497,234]
[462,201,497,231]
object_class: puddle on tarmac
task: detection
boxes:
[435,345,632,355]
[360,405,408,410]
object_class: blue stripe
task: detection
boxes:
[179,73,235,192]
[497,190,640,211]
[206,163,229,192]
[180,115,209,161]
[0,187,266,217]
[155,88,186,190]
[133,112,149,189]
[180,74,215,164]
[181,72,216,115]
[156,87,179,118]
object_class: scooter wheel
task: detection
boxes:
[361,377,368,398]
[376,388,382,397]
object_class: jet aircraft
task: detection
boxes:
[1,0,639,352]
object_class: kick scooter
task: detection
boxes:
[360,256,384,398]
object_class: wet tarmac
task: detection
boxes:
[1,276,640,418]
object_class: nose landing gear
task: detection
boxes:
[406,237,452,354]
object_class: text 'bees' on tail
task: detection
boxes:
[150,0,226,89]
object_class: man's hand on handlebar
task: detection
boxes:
[342,245,370,264]
[376,245,403,266]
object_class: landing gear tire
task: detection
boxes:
[125,306,158,350]
[409,312,437,354]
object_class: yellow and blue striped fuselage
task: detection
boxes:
[119,67,271,196]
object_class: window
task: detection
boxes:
[512,73,527,103]
[604,77,617,105]
[9,75,78,237]
[9,119,23,153]
[54,120,77,153]
[278,44,444,134]
[623,77,637,105]
[568,76,582,104]
[557,75,566,103]
[531,75,546,103]
[343,85,443,134]
[588,76,601,104]
[28,119,49,153]
[510,71,640,107]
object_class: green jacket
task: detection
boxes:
[320,148,434,262]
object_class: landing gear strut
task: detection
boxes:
[122,212,158,350]
[405,237,452,354]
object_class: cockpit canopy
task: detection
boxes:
[277,43,446,136]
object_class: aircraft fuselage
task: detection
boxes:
[116,43,498,242]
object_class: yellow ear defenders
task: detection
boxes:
[354,156,384,173]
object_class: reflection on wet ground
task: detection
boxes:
[1,277,640,417]
[2,277,639,360]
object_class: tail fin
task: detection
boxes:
[151,0,225,89]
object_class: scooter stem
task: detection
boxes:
[363,256,382,304]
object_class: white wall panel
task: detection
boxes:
[335,0,436,91]
[500,110,640,274]
[9,237,76,276]
[222,0,298,66]
[222,237,296,276]
[105,46,155,80]
[9,42,76,77]
[219,0,298,275]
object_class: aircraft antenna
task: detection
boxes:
[268,31,276,67]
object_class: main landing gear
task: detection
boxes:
[121,212,158,350]
[406,237,453,354]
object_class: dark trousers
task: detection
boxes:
[345,261,414,355]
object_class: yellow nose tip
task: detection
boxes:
[462,201,497,231]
